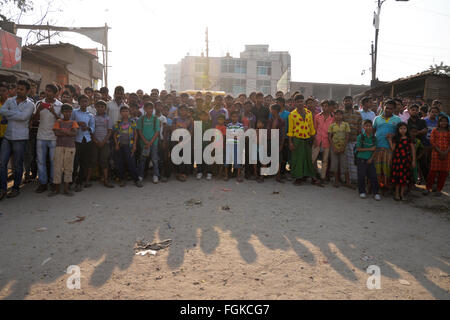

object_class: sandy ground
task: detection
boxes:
[0,176,449,300]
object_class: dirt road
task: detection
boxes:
[0,178,449,300]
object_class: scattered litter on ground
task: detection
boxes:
[361,255,374,262]
[135,250,157,256]
[41,258,52,266]
[221,206,231,211]
[35,227,47,232]
[222,188,232,192]
[68,216,86,224]
[399,279,411,286]
[184,199,202,206]
[134,239,172,254]
[272,191,280,195]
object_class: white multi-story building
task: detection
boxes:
[164,62,181,92]
[164,45,291,96]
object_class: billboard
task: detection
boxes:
[0,30,22,70]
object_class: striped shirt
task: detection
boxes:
[226,122,244,144]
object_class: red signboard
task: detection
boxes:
[0,30,22,70]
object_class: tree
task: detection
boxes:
[429,62,450,74]
[0,0,33,20]
[1,0,63,46]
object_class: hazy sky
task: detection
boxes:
[11,0,450,92]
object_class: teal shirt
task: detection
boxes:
[356,133,376,160]
[373,115,402,149]
[136,115,160,147]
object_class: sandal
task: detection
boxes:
[276,177,285,184]
[312,179,324,188]
[104,182,115,189]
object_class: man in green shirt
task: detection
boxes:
[356,120,381,201]
[137,102,161,184]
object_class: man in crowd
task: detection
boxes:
[34,84,63,193]
[0,80,35,200]
[342,96,362,185]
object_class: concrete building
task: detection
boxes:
[290,81,370,102]
[164,62,181,92]
[165,45,291,96]
[22,43,103,90]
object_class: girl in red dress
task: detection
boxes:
[425,116,449,196]
[388,123,416,201]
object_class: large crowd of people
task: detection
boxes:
[0,81,448,202]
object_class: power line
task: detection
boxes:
[415,6,450,18]
[382,41,450,51]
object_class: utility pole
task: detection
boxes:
[371,0,384,86]
[104,22,109,88]
[371,0,409,87]
[204,27,210,90]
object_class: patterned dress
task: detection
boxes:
[391,138,413,186]
[430,129,449,172]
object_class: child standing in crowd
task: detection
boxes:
[356,120,381,201]
[242,101,256,180]
[197,110,213,181]
[342,96,362,185]
[129,103,142,124]
[267,104,286,183]
[409,126,424,187]
[210,95,228,128]
[225,111,244,182]
[312,100,333,183]
[388,123,416,201]
[114,107,143,188]
[252,120,266,183]
[328,109,351,188]
[423,106,440,183]
[425,115,449,196]
[161,105,173,181]
[155,101,169,182]
[71,95,95,192]
[137,102,161,184]
[172,105,193,182]
[278,97,291,180]
[51,104,78,197]
[92,100,114,188]
[215,114,227,180]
